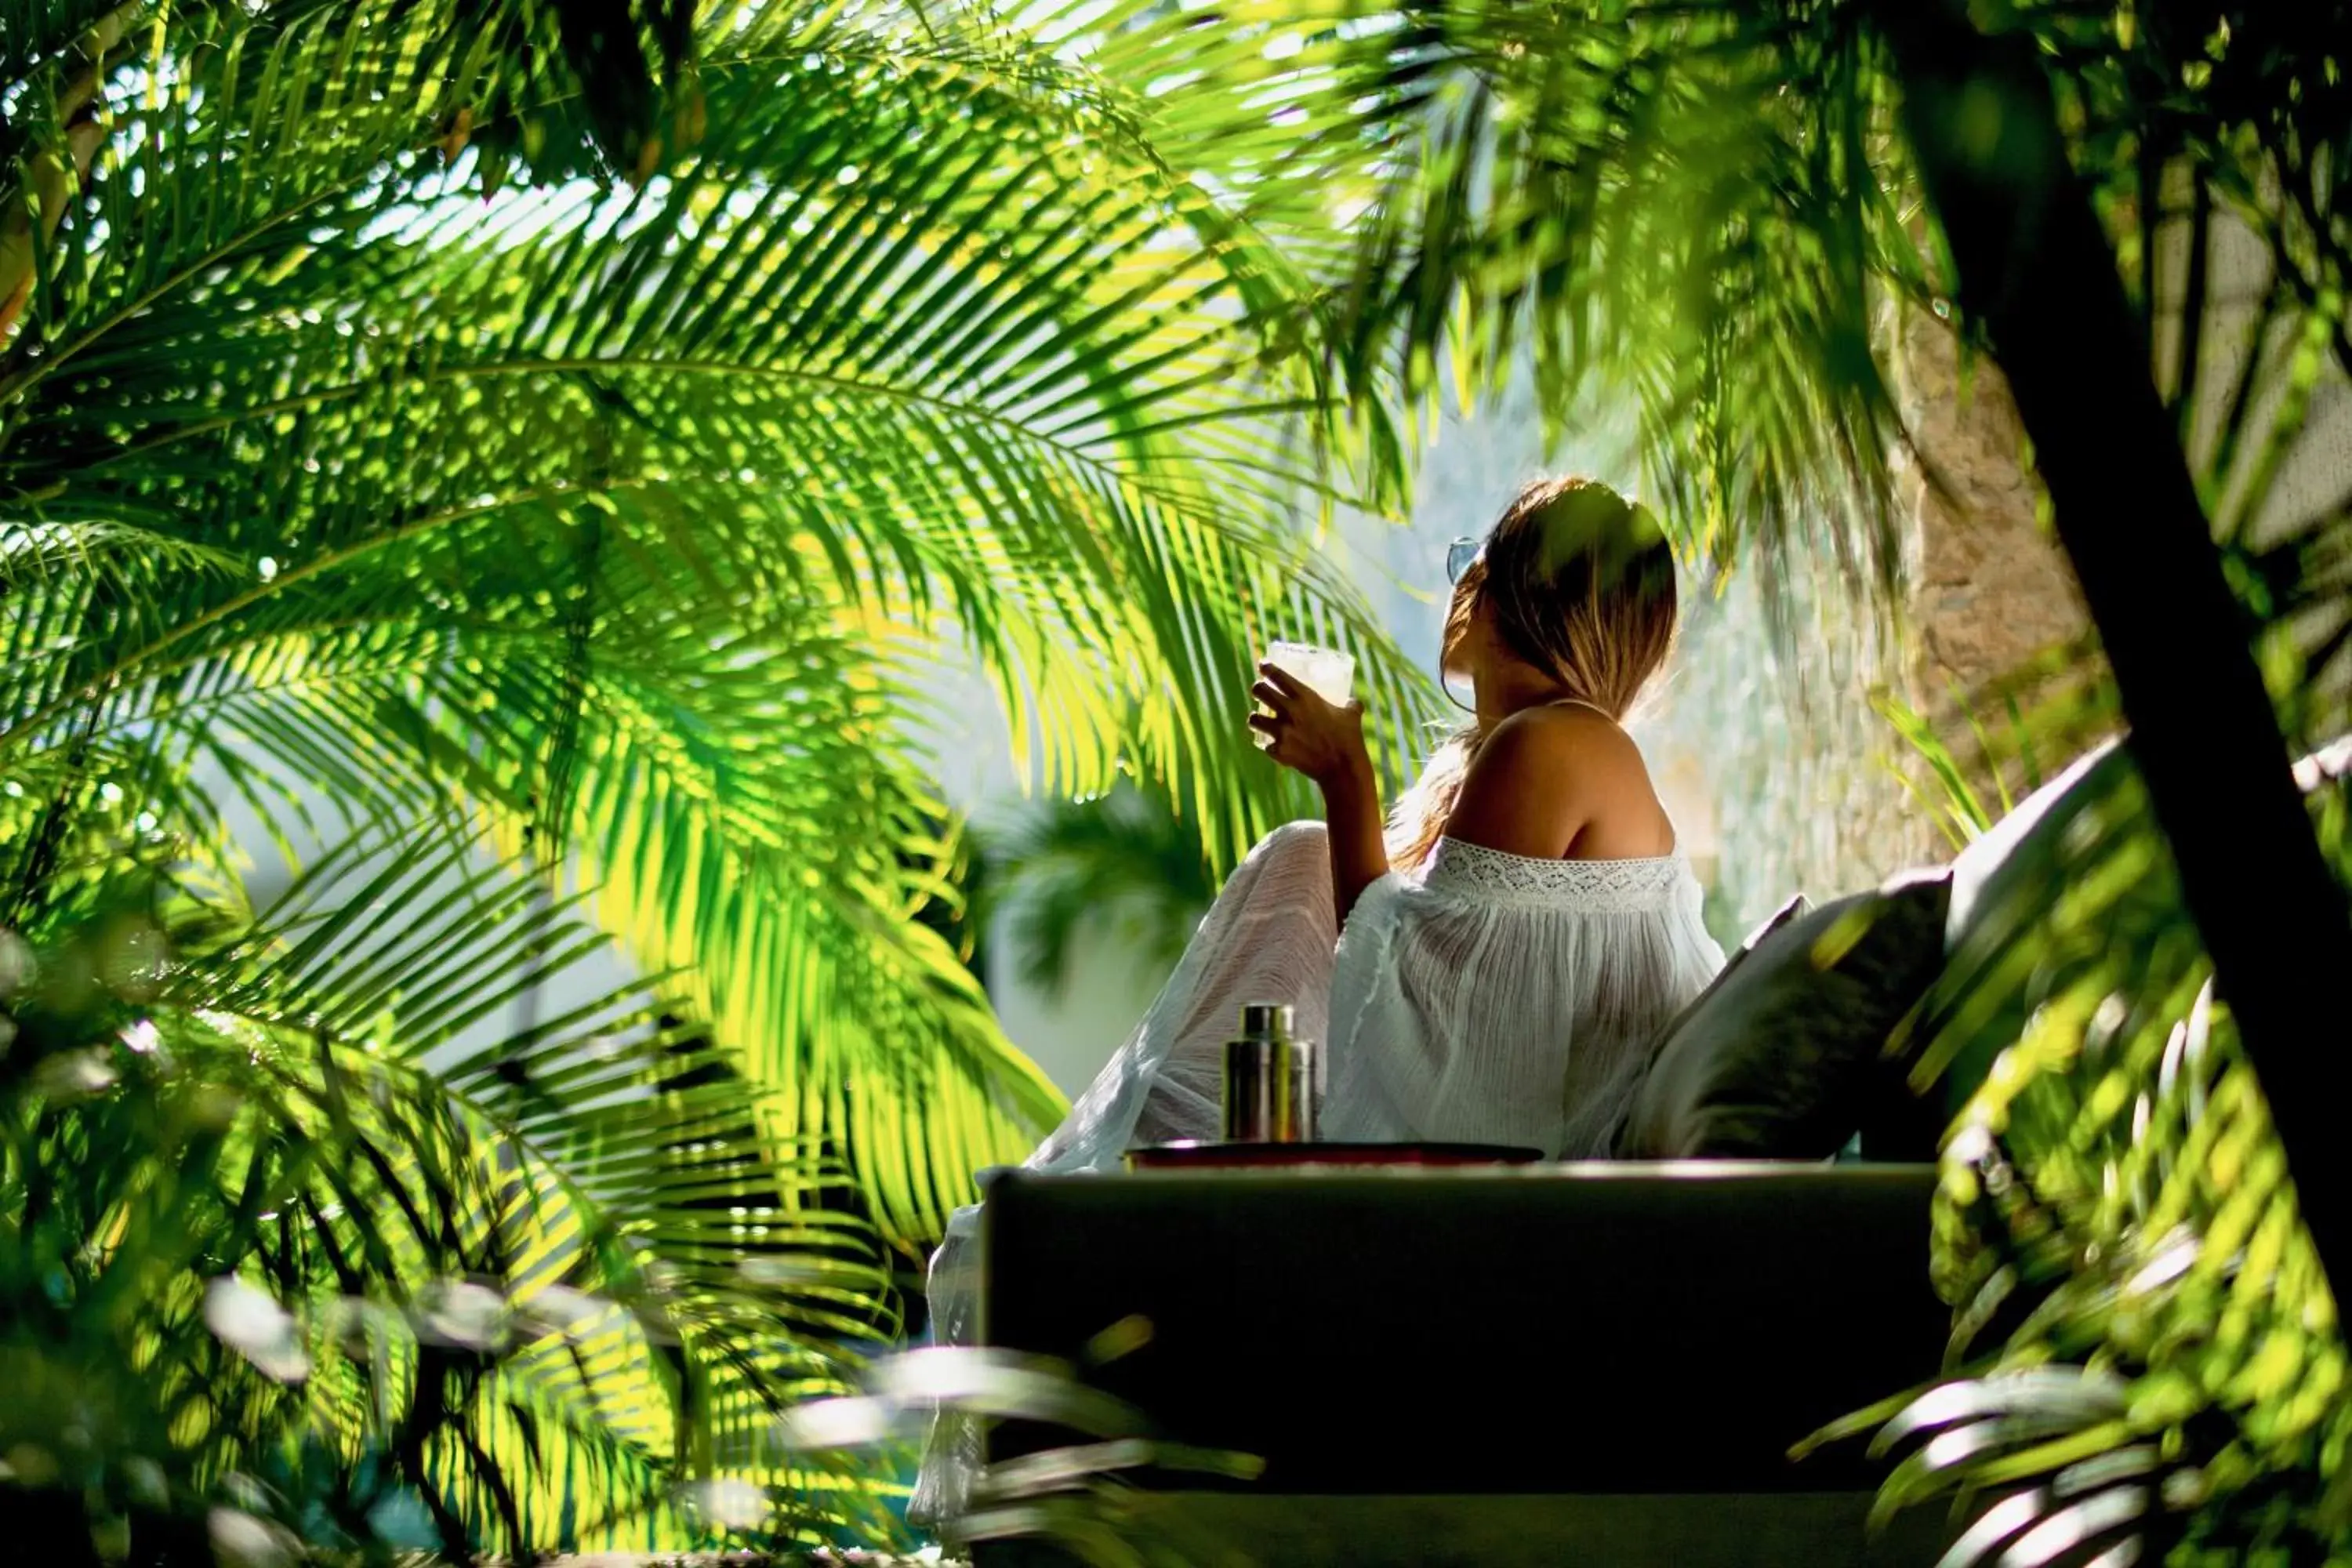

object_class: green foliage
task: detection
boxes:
[0,827,905,1559]
[0,0,1446,1552]
[978,788,1218,1002]
[0,0,1441,1254]
[1870,676,2084,855]
[1801,741,2352,1566]
[1871,690,2007,851]
[7,0,2336,1558]
[1080,0,1928,585]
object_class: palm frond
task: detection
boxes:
[2,814,914,1555]
[978,787,1218,1000]
[1813,743,2352,1565]
[1053,0,1926,590]
[1,0,1446,1253]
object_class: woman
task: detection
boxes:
[913,476,1723,1523]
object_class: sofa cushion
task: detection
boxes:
[1921,742,2127,1122]
[1617,869,1952,1160]
[1730,891,1813,971]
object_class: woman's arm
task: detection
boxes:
[1316,746,1389,931]
[1249,662,1388,930]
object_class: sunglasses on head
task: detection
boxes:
[1445,537,1484,585]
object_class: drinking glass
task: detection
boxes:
[1254,641,1356,749]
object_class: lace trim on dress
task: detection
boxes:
[1421,837,1690,911]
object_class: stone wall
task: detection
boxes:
[1893,307,2092,709]
[1641,309,2103,935]
[1641,539,1935,942]
[1889,305,2102,818]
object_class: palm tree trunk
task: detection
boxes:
[1871,1,2352,1283]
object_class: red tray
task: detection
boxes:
[1125,1141,1544,1171]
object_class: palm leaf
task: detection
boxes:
[1,0,1444,1254]
[1,818,911,1555]
[1805,744,2352,1565]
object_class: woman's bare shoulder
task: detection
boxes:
[1444,704,1670,859]
[1491,702,1649,773]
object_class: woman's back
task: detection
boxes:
[1328,694,1713,1155]
[1323,822,1719,1158]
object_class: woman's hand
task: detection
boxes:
[1251,662,1386,931]
[1250,662,1372,794]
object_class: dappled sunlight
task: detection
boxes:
[2,0,2347,1561]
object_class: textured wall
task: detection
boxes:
[1889,305,2103,822]
[1893,307,2092,707]
[1645,558,1933,942]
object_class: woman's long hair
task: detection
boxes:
[1387,477,1681,869]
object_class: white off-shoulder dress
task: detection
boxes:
[913,818,1724,1523]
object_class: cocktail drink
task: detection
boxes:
[1254,641,1355,748]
